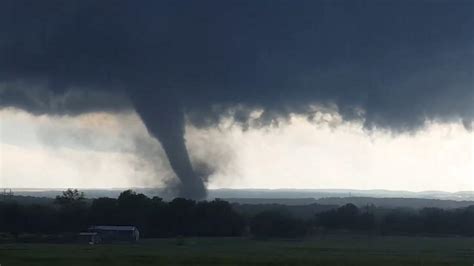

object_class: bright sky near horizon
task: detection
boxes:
[1,108,472,192]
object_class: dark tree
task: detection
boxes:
[54,189,85,207]
[54,189,87,232]
[194,199,245,236]
[89,197,119,225]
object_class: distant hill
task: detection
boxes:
[3,188,473,209]
[221,197,474,209]
[223,198,317,205]
[208,189,474,202]
[232,203,337,219]
[315,197,474,209]
[6,188,474,201]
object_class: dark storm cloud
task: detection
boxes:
[1,0,473,198]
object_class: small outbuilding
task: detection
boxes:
[82,225,139,243]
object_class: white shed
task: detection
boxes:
[88,225,139,243]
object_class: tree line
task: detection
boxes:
[0,189,473,240]
[0,189,244,238]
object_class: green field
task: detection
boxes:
[1,236,473,265]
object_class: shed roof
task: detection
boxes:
[79,232,98,236]
[89,225,137,231]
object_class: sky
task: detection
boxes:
[0,1,473,196]
[1,108,472,192]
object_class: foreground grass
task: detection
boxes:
[1,235,473,265]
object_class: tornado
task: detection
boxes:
[131,91,206,200]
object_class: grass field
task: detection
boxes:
[1,235,473,265]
